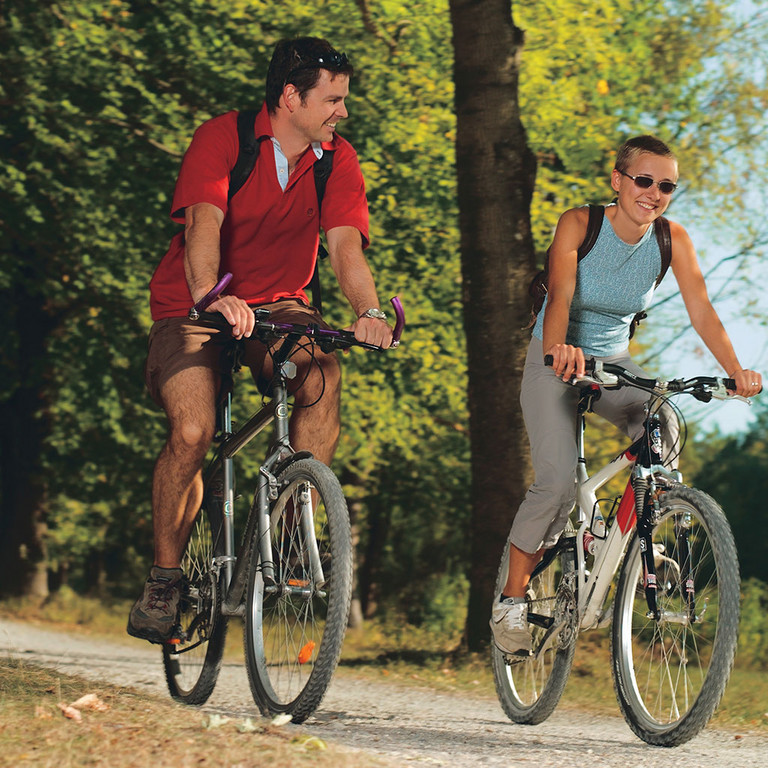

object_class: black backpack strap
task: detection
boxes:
[227,113,335,313]
[629,216,673,339]
[525,204,606,329]
[653,216,672,286]
[228,110,261,202]
[577,204,605,261]
[305,150,336,312]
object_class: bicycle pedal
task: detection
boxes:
[503,649,533,664]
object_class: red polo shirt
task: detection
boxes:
[149,105,369,320]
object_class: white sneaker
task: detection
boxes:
[490,595,532,655]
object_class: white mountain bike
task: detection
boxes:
[492,357,751,746]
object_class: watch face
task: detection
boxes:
[363,308,387,320]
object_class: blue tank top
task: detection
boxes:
[532,207,662,357]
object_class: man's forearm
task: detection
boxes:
[328,231,380,316]
[183,204,225,302]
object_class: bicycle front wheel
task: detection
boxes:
[244,458,352,724]
[611,485,740,746]
[163,466,228,705]
[492,530,578,725]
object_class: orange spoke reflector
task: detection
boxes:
[167,637,181,645]
[298,641,316,664]
[288,578,310,587]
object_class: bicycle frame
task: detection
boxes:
[209,331,308,617]
[569,405,683,630]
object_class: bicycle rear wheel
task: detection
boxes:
[492,529,578,724]
[611,485,740,746]
[244,458,352,724]
[163,465,228,704]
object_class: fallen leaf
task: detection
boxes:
[270,713,293,727]
[58,703,82,722]
[291,734,327,751]
[235,718,260,733]
[35,705,53,720]
[71,693,109,712]
[201,714,230,730]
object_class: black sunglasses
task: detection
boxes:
[287,51,350,79]
[616,169,677,195]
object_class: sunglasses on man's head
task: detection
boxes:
[616,169,677,195]
[287,51,349,79]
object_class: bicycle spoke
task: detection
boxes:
[163,498,227,705]
[612,487,739,746]
[245,459,351,723]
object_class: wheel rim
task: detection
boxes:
[166,512,217,694]
[249,474,333,707]
[614,501,722,732]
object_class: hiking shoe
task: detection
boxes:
[127,566,183,644]
[490,595,532,655]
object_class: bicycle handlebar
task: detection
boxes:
[543,354,754,402]
[188,273,233,320]
[188,272,405,352]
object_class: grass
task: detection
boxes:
[3,590,768,738]
[0,657,381,768]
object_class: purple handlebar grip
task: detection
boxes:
[188,272,233,320]
[390,296,405,347]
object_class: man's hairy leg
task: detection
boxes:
[153,366,218,568]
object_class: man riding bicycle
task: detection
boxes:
[128,37,393,644]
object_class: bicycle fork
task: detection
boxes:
[635,471,698,625]
[635,476,660,621]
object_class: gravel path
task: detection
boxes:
[2,617,765,766]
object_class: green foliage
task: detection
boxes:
[738,578,768,670]
[2,0,767,628]
[693,402,768,582]
[0,0,468,609]
[515,1,768,261]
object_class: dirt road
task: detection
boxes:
[1,617,765,767]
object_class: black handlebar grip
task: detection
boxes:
[725,378,763,394]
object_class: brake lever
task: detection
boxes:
[585,361,620,388]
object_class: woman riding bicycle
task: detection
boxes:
[490,135,763,656]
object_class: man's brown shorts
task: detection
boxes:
[144,299,330,406]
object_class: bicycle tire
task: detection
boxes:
[244,458,352,723]
[611,485,740,746]
[492,527,578,725]
[163,463,228,704]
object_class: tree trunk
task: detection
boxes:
[449,0,537,651]
[347,500,364,629]
[0,281,54,598]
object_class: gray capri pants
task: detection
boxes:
[510,336,679,554]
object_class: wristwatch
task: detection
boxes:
[359,307,388,321]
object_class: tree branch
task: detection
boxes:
[355,0,398,53]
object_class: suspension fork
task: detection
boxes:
[635,477,660,621]
[634,412,666,621]
[675,511,696,620]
